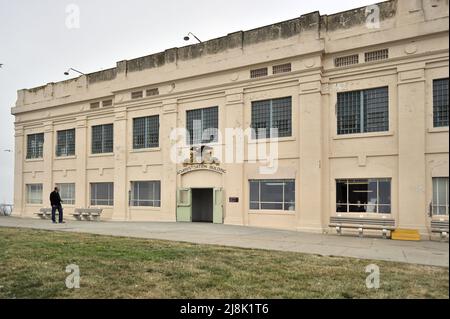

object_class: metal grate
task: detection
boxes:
[90,102,100,109]
[90,183,114,206]
[146,88,159,97]
[92,124,113,154]
[433,78,449,127]
[186,106,219,145]
[273,63,292,74]
[365,49,389,62]
[102,100,113,107]
[130,181,161,207]
[26,133,44,159]
[56,129,76,157]
[337,87,389,135]
[251,97,292,139]
[56,183,75,205]
[26,184,43,204]
[250,67,268,79]
[249,180,295,211]
[131,91,144,99]
[133,115,159,149]
[334,54,359,67]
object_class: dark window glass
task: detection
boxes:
[251,97,292,139]
[433,78,449,127]
[92,124,113,154]
[186,107,218,145]
[133,116,159,149]
[56,129,75,157]
[26,133,44,159]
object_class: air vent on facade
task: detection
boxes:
[365,49,389,63]
[334,54,359,68]
[146,88,159,97]
[250,67,268,79]
[273,63,292,75]
[90,102,100,109]
[131,91,144,99]
[102,99,113,107]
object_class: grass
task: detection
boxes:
[0,227,448,299]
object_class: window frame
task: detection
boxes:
[26,184,43,205]
[432,177,449,216]
[91,124,114,155]
[90,182,114,206]
[26,133,44,159]
[130,181,161,207]
[433,78,449,128]
[249,179,296,212]
[186,106,219,146]
[132,115,160,150]
[56,129,76,157]
[56,183,76,205]
[251,96,293,140]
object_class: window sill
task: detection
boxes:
[428,127,449,134]
[89,153,114,158]
[248,136,296,144]
[334,213,393,218]
[55,155,77,160]
[333,131,394,140]
[129,206,162,211]
[25,158,44,163]
[130,148,161,154]
[25,204,44,207]
[249,210,296,216]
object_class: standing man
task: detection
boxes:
[50,187,64,224]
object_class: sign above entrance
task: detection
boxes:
[177,164,226,175]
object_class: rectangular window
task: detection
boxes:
[26,184,43,204]
[26,133,44,159]
[433,177,449,216]
[251,97,292,139]
[336,179,391,214]
[334,54,359,67]
[90,183,114,206]
[90,102,100,109]
[365,49,389,62]
[56,183,75,205]
[433,78,449,127]
[273,63,292,74]
[146,88,159,97]
[186,106,219,145]
[130,181,161,207]
[131,91,144,99]
[133,116,159,149]
[92,124,113,154]
[250,67,268,79]
[102,100,113,108]
[249,180,295,211]
[56,129,75,157]
[337,87,389,135]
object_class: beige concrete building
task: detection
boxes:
[11,0,449,238]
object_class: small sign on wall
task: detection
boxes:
[229,197,239,203]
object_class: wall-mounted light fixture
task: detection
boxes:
[183,32,202,43]
[64,68,85,76]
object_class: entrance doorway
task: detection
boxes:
[192,188,213,223]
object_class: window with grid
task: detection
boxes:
[251,97,292,139]
[90,183,114,206]
[273,63,292,74]
[365,49,389,62]
[433,78,449,127]
[334,54,359,67]
[26,133,44,159]
[131,91,143,99]
[433,177,449,216]
[250,67,268,79]
[337,87,389,135]
[130,181,161,207]
[92,124,113,154]
[102,100,113,107]
[186,106,219,145]
[26,184,43,204]
[133,116,159,149]
[336,179,391,214]
[146,88,159,97]
[56,129,75,157]
[56,183,75,205]
[250,180,295,211]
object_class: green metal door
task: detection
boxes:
[177,188,192,222]
[213,188,223,224]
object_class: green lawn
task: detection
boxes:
[0,227,448,299]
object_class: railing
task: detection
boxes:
[0,204,13,216]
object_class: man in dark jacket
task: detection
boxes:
[50,187,64,224]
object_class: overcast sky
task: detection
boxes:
[0,0,377,203]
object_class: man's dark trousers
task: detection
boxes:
[52,204,63,223]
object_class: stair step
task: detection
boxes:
[391,229,421,241]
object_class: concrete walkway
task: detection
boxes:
[0,216,448,267]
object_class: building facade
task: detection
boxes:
[11,0,449,237]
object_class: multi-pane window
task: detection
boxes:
[186,107,219,145]
[334,54,359,67]
[90,183,114,206]
[133,116,159,149]
[130,181,161,207]
[26,184,43,204]
[250,180,295,211]
[56,129,75,157]
[250,68,268,79]
[56,183,75,205]
[433,78,449,127]
[337,87,389,135]
[26,133,44,159]
[336,179,391,214]
[92,124,113,154]
[251,97,292,139]
[433,177,449,216]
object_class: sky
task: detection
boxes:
[0,0,378,204]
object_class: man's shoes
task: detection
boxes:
[52,221,57,224]
[59,221,66,224]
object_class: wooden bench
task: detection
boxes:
[72,208,103,221]
[431,220,449,240]
[330,216,396,239]
[35,208,53,219]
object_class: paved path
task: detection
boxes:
[0,217,448,267]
